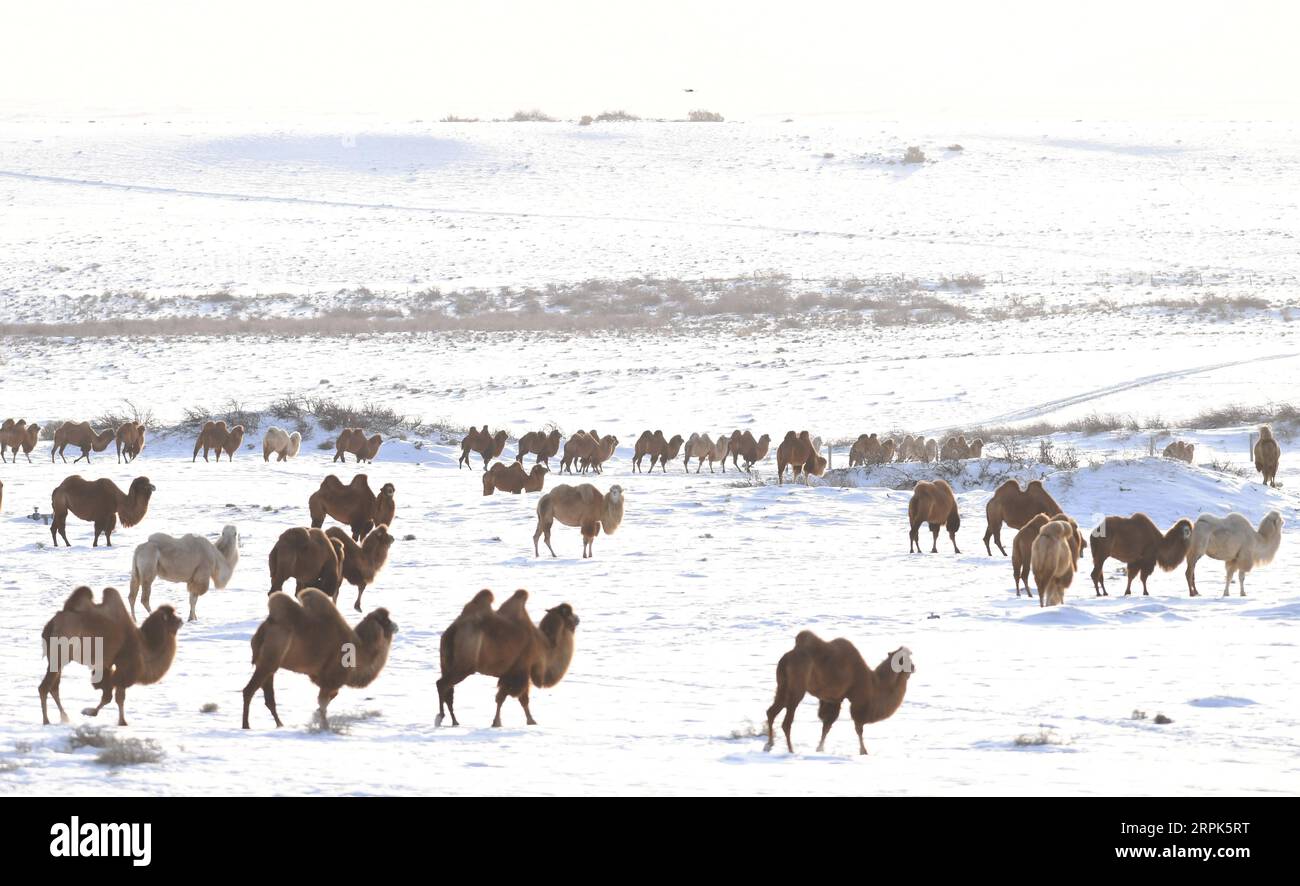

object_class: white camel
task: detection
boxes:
[1185,511,1283,597]
[262,426,302,462]
[129,525,240,621]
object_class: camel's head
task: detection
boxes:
[607,485,623,505]
[130,476,156,499]
[1259,425,1273,440]
[889,646,915,675]
[142,604,183,642]
[1176,520,1193,540]
[219,524,239,545]
[544,603,580,632]
[362,607,399,640]
[1262,511,1284,535]
[530,464,550,478]
[380,483,395,496]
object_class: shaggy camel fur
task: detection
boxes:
[804,450,828,478]
[776,431,816,484]
[40,586,181,726]
[129,525,240,622]
[683,433,728,473]
[267,527,345,603]
[940,435,972,461]
[1011,513,1085,598]
[1031,521,1076,607]
[922,438,938,463]
[51,476,154,547]
[632,430,685,472]
[1254,426,1280,487]
[729,431,771,470]
[878,439,896,464]
[848,434,878,467]
[325,525,394,611]
[1185,511,1283,597]
[559,430,595,474]
[334,427,384,463]
[435,589,580,727]
[983,479,1062,556]
[908,479,961,553]
[968,438,984,458]
[1089,513,1193,597]
[764,632,914,755]
[51,421,115,464]
[1,419,40,463]
[192,420,244,462]
[534,483,624,558]
[583,434,618,474]
[241,588,397,729]
[115,422,146,463]
[308,474,393,541]
[262,426,302,462]
[1163,440,1194,463]
[515,429,562,467]
[459,426,509,470]
[483,462,549,496]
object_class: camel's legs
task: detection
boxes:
[1186,556,1200,596]
[492,686,510,727]
[262,673,283,727]
[854,719,869,755]
[40,669,69,725]
[816,700,842,752]
[354,586,366,612]
[83,682,113,718]
[949,529,961,554]
[781,700,798,753]
[114,685,128,726]
[518,685,537,726]
[1123,565,1137,596]
[242,661,280,728]
[929,522,940,553]
[763,700,784,752]
[316,687,338,730]
[435,674,463,727]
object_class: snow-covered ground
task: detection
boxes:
[2,116,1298,795]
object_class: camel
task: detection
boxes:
[559,430,594,474]
[51,421,115,464]
[50,475,154,547]
[334,427,384,463]
[1011,513,1085,597]
[878,439,896,464]
[583,434,619,474]
[1163,440,1193,463]
[908,479,961,553]
[1185,511,1283,597]
[483,461,549,496]
[729,431,771,471]
[192,420,244,462]
[241,588,397,729]
[115,422,146,463]
[804,450,828,478]
[1089,513,1194,597]
[764,632,914,755]
[533,483,623,558]
[1,419,40,463]
[325,525,394,611]
[683,433,728,473]
[129,525,240,622]
[632,430,685,472]
[262,426,302,462]
[435,589,580,727]
[922,438,938,463]
[969,438,984,458]
[516,429,562,467]
[940,435,971,461]
[308,474,393,541]
[267,527,345,603]
[983,479,1062,556]
[458,425,508,470]
[848,434,877,467]
[1031,520,1076,607]
[776,431,816,484]
[1254,426,1280,486]
[40,586,182,726]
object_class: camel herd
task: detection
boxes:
[906,428,1288,607]
[17,410,1291,755]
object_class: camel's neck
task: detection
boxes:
[213,537,239,588]
[534,625,575,688]
[139,634,178,686]
[1257,522,1283,565]
[852,665,910,724]
[345,640,391,688]
[118,489,149,526]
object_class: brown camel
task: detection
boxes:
[1031,521,1076,607]
[50,475,154,547]
[730,430,771,470]
[804,450,828,478]
[1162,440,1194,463]
[333,427,384,463]
[969,438,984,458]
[632,430,685,472]
[267,527,345,603]
[1011,513,1085,597]
[583,434,619,474]
[1,419,39,463]
[922,438,938,463]
[776,431,816,484]
[435,589,580,727]
[483,462,549,495]
[560,430,597,474]
[1089,513,1194,597]
[1254,426,1280,486]
[325,525,394,611]
[533,483,624,558]
[983,479,1062,556]
[908,479,961,553]
[878,439,897,464]
[764,632,914,755]
[458,425,508,470]
[51,421,115,464]
[241,588,397,729]
[115,421,146,463]
[848,434,879,467]
[683,433,728,473]
[515,429,562,467]
[308,474,393,541]
[39,586,181,726]
[191,420,244,462]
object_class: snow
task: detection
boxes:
[2,116,1298,796]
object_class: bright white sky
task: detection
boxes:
[5,0,1297,120]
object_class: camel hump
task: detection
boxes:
[320,474,346,493]
[267,591,308,628]
[297,588,346,629]
[62,585,97,612]
[794,630,822,650]
[461,589,495,616]
[497,589,531,621]
[98,587,132,623]
[329,538,346,561]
